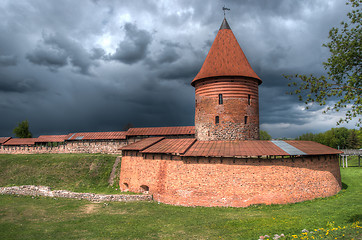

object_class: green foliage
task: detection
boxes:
[0,154,121,194]
[297,127,361,149]
[347,129,360,148]
[0,166,361,239]
[285,0,362,127]
[260,130,272,140]
[12,120,32,138]
[123,122,134,131]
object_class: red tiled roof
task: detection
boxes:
[121,137,165,151]
[36,135,68,143]
[126,126,195,136]
[285,141,343,155]
[66,131,126,140]
[0,137,11,145]
[3,138,36,146]
[192,18,261,86]
[131,139,341,157]
[141,138,196,154]
[183,140,288,157]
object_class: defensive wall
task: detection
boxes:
[0,126,195,155]
[119,138,342,207]
[0,140,126,154]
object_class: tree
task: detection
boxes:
[285,0,361,127]
[13,120,32,138]
[297,132,315,141]
[295,127,360,149]
[259,130,272,140]
[347,129,360,148]
[122,122,134,131]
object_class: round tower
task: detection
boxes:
[192,18,262,141]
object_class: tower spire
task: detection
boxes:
[192,17,261,86]
[219,17,231,30]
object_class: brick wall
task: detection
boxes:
[0,136,194,155]
[194,78,260,140]
[119,153,342,207]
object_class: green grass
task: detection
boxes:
[0,154,121,194]
[340,155,361,167]
[0,154,361,239]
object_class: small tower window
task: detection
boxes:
[244,116,248,124]
[248,94,251,105]
[218,94,223,104]
[215,116,219,124]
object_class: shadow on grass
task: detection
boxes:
[342,182,348,190]
[348,214,362,223]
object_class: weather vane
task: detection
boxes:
[222,5,230,17]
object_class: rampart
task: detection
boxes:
[119,153,342,207]
[0,126,195,154]
[0,140,126,154]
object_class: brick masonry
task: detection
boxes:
[0,135,191,155]
[119,153,342,207]
[195,78,260,140]
[0,185,152,202]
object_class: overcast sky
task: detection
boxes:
[0,0,359,139]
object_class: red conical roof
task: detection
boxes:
[192,18,261,86]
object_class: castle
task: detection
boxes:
[0,17,342,208]
[119,18,342,207]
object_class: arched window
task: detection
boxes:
[218,94,223,104]
[248,94,251,105]
[215,116,219,124]
[244,116,248,124]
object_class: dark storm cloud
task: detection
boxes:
[26,48,68,70]
[156,47,180,65]
[0,73,44,93]
[227,0,320,18]
[0,55,17,66]
[109,23,152,64]
[0,0,356,138]
[27,32,103,75]
[157,59,202,82]
[91,48,106,60]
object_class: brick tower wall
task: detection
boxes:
[194,77,259,140]
[119,153,342,208]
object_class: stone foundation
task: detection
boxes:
[0,185,152,202]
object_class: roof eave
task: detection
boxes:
[191,75,262,87]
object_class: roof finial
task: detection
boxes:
[222,5,230,18]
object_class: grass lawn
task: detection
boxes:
[0,154,121,194]
[0,155,361,239]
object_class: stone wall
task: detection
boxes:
[0,185,152,202]
[0,140,128,154]
[119,153,341,207]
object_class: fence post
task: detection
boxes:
[342,155,345,168]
